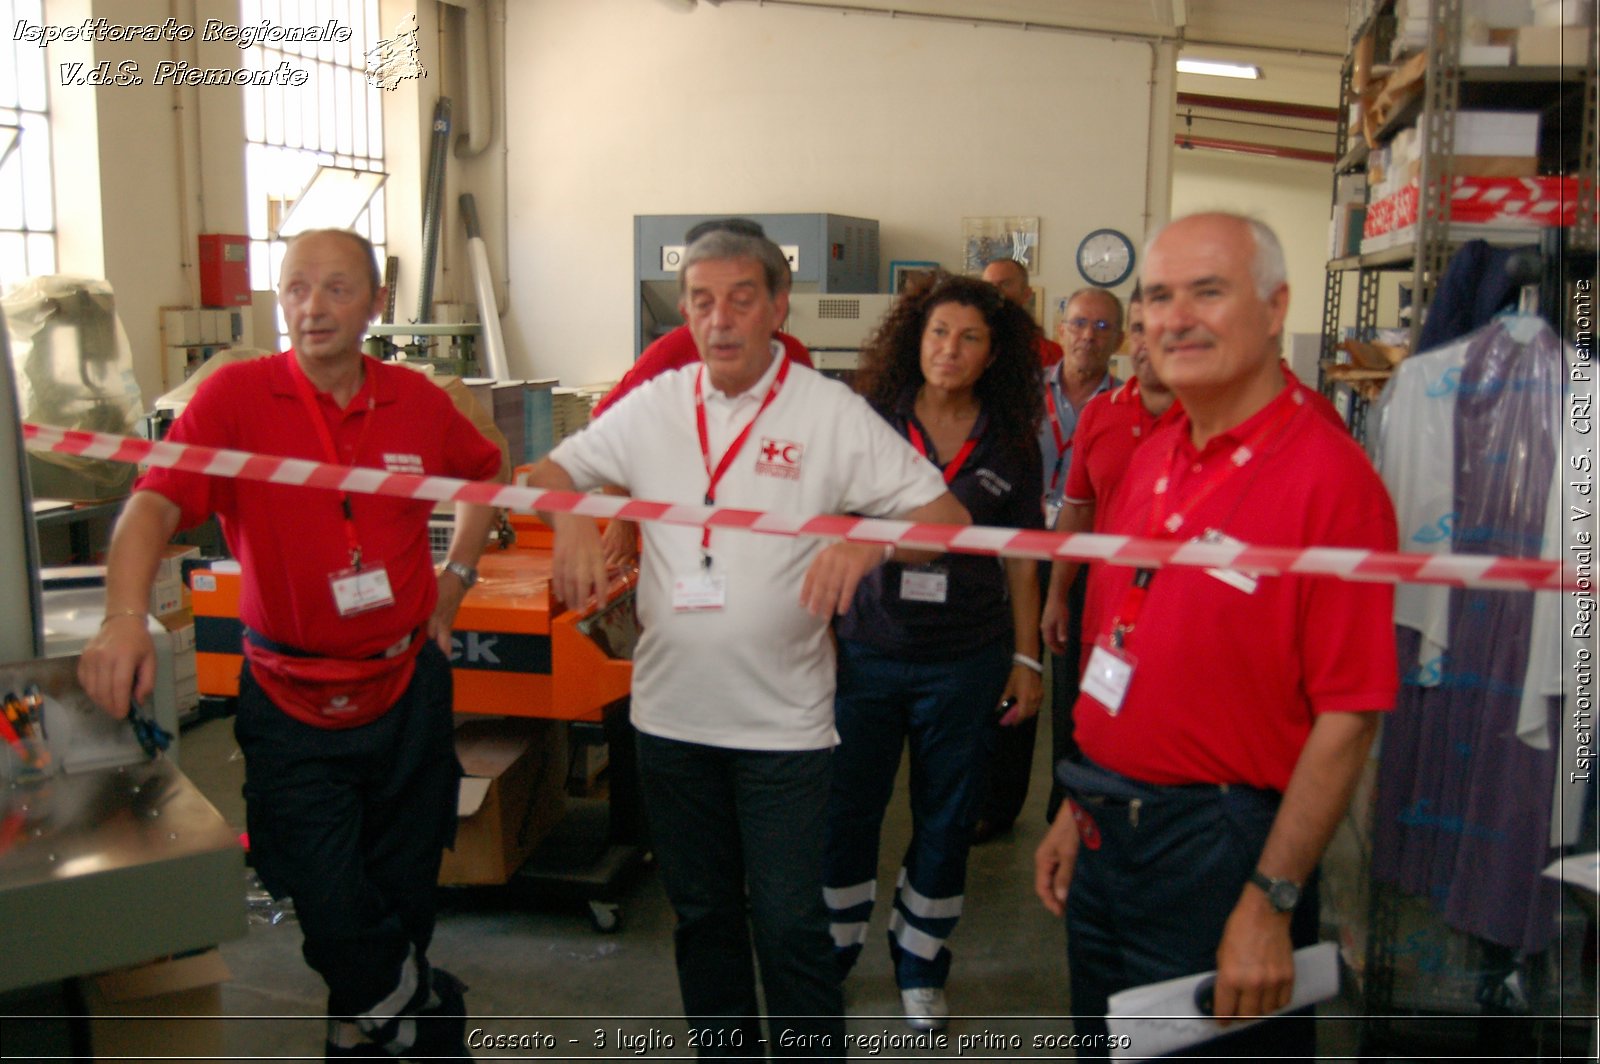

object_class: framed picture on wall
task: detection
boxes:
[890,260,940,294]
[962,216,1039,274]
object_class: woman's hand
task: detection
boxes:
[997,660,1044,726]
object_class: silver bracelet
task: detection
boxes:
[1012,652,1044,674]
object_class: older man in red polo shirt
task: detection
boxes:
[1040,288,1178,662]
[1033,213,1397,1059]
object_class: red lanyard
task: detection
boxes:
[288,355,376,569]
[905,418,980,486]
[1044,380,1071,495]
[1107,387,1305,649]
[694,354,791,552]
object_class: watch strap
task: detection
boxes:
[1248,869,1301,912]
[443,561,478,588]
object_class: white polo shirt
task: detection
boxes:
[551,346,947,750]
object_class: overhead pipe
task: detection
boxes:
[1174,133,1335,165]
[1176,92,1340,124]
[441,0,492,158]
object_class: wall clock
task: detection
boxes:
[1076,228,1136,287]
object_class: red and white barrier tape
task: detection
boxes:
[22,422,1583,592]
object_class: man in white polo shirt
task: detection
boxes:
[523,228,966,1060]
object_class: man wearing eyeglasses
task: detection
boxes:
[1026,289,1124,819]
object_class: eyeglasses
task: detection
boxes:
[1065,317,1117,333]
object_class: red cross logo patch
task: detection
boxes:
[755,437,803,481]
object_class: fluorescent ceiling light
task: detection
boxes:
[1176,58,1262,79]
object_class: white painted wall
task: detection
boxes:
[503,0,1156,388]
[46,0,248,406]
[1169,148,1333,340]
[45,0,1354,399]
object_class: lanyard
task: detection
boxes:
[905,417,980,486]
[1106,387,1304,649]
[1044,376,1071,496]
[288,355,377,569]
[694,354,792,554]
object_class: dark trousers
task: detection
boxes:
[636,731,844,1062]
[235,642,460,1020]
[1062,761,1318,1060]
[823,637,1010,989]
[1043,566,1087,822]
[976,566,1087,831]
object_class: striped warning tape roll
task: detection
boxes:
[22,422,1582,592]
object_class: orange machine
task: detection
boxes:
[189,515,633,722]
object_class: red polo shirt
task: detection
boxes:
[592,326,813,418]
[139,354,502,659]
[1062,377,1181,526]
[1036,335,1065,369]
[1073,378,1398,792]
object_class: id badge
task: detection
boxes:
[1043,499,1064,530]
[1200,529,1260,595]
[672,569,728,612]
[1082,638,1137,716]
[329,562,396,617]
[899,566,949,604]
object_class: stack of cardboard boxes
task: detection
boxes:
[152,544,199,719]
[1344,0,1592,255]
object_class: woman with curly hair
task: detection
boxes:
[822,271,1046,1031]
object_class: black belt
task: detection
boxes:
[1054,756,1245,807]
[244,627,419,661]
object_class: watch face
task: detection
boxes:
[1077,229,1135,287]
[1269,880,1300,912]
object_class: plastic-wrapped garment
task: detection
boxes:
[2,276,142,500]
[1370,316,1567,954]
[1368,341,1465,682]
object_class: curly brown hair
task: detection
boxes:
[856,272,1044,452]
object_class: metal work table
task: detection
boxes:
[0,756,247,993]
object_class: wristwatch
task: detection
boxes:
[443,561,479,590]
[1248,870,1302,913]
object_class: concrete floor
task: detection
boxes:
[3,700,1426,1061]
[185,707,1101,1060]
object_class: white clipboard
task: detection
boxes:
[1106,941,1340,1061]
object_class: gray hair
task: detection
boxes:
[678,228,792,297]
[1063,286,1125,330]
[1144,213,1286,300]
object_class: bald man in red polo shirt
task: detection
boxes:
[981,257,1065,368]
[1033,213,1397,1059]
[80,229,500,1061]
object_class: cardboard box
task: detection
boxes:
[78,950,229,1062]
[1456,111,1540,156]
[1330,203,1367,258]
[149,575,185,618]
[439,718,566,885]
[1516,24,1592,63]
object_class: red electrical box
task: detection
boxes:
[198,233,250,307]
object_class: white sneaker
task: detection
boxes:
[900,986,949,1032]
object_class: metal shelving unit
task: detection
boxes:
[1324,3,1599,1055]
[1320,0,1597,438]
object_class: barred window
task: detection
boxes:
[242,0,385,292]
[0,0,56,290]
